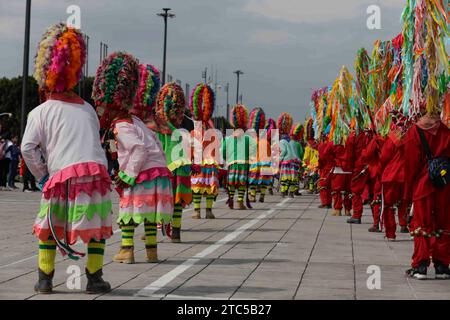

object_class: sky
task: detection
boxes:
[0,0,406,122]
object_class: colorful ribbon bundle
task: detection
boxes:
[277,112,293,136]
[290,123,304,142]
[249,107,266,131]
[34,23,86,93]
[230,104,249,130]
[189,83,215,123]
[156,82,187,131]
[132,64,161,119]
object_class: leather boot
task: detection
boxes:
[171,227,181,243]
[205,208,215,219]
[289,191,295,198]
[228,198,234,209]
[113,247,135,264]
[85,268,111,294]
[192,208,201,219]
[146,248,158,263]
[34,269,54,294]
[237,201,247,210]
[259,195,265,203]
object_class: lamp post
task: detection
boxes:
[234,70,243,105]
[20,0,31,139]
[157,8,175,86]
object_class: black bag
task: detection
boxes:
[417,127,450,188]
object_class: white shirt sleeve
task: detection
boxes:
[21,113,48,181]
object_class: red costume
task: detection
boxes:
[318,140,335,207]
[360,134,384,228]
[379,133,409,239]
[404,119,450,269]
[349,132,370,220]
[330,142,353,212]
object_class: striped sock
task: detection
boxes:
[260,185,267,195]
[228,186,235,200]
[121,225,135,248]
[281,181,289,193]
[193,193,202,210]
[38,238,56,275]
[206,195,215,209]
[86,239,105,274]
[144,221,157,249]
[238,186,246,202]
[172,204,183,228]
[249,186,257,197]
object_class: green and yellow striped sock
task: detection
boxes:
[238,186,246,202]
[228,186,236,199]
[144,221,157,249]
[121,225,135,247]
[250,185,257,197]
[260,185,267,195]
[38,238,56,275]
[86,239,105,274]
[193,193,202,210]
[172,204,183,229]
[206,195,215,209]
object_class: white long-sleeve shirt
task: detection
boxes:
[21,99,107,181]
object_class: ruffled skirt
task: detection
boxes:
[191,164,219,196]
[248,162,273,186]
[280,162,300,183]
[227,163,249,186]
[171,165,192,207]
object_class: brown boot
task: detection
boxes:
[332,209,342,216]
[113,247,135,264]
[345,210,352,216]
[269,188,274,195]
[85,268,111,294]
[205,208,215,219]
[171,227,181,243]
[259,195,265,203]
[228,198,234,209]
[289,191,295,198]
[237,201,247,210]
[34,269,54,294]
[192,208,201,219]
[146,248,158,263]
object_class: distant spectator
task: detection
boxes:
[7,136,20,190]
[0,134,12,190]
[20,158,39,192]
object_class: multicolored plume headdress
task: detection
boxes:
[277,112,293,135]
[131,64,160,119]
[156,82,186,130]
[92,52,139,112]
[290,123,304,141]
[189,83,215,123]
[248,107,266,131]
[265,118,277,140]
[230,104,249,130]
[34,23,86,93]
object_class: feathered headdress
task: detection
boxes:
[189,83,215,123]
[277,112,293,135]
[290,123,304,141]
[34,23,86,93]
[265,118,277,140]
[92,52,139,112]
[156,82,186,131]
[248,107,266,131]
[230,104,249,130]
[131,64,160,120]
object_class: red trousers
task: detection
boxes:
[410,187,450,268]
[319,168,332,206]
[351,170,368,219]
[382,182,409,239]
[331,174,352,211]
[368,176,382,227]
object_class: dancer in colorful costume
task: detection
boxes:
[289,123,304,195]
[223,105,253,209]
[189,83,219,219]
[150,82,192,243]
[94,58,174,264]
[22,23,112,293]
[317,117,334,208]
[278,113,296,198]
[265,118,277,195]
[248,107,272,203]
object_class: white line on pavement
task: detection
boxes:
[276,198,291,207]
[135,201,285,298]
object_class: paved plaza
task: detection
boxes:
[0,188,449,300]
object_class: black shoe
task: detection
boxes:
[406,262,427,280]
[400,226,409,234]
[326,205,332,209]
[434,262,450,280]
[34,269,54,294]
[85,268,111,294]
[368,226,382,233]
[347,217,361,224]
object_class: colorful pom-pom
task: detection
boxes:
[34,23,86,93]
[290,123,304,141]
[189,83,215,123]
[131,64,160,119]
[156,82,186,130]
[92,52,140,112]
[277,112,293,135]
[230,104,249,130]
[248,107,266,131]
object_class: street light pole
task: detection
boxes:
[226,82,230,122]
[20,0,31,139]
[157,8,175,86]
[234,70,243,105]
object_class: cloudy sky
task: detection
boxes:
[0,0,406,122]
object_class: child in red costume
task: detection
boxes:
[347,131,370,224]
[379,131,410,240]
[404,114,450,280]
[330,140,353,216]
[317,136,334,208]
